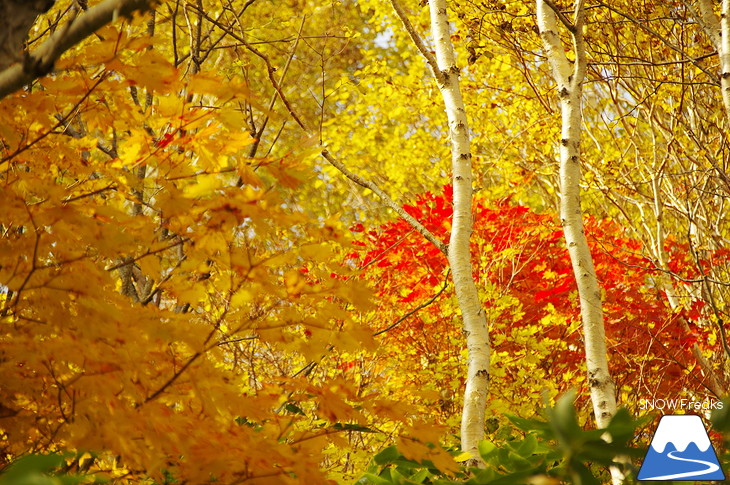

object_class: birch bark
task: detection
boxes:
[693,0,730,123]
[721,0,730,122]
[389,0,490,463]
[428,0,490,464]
[257,0,489,465]
[536,3,621,481]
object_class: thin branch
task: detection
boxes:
[143,301,278,405]
[185,2,309,132]
[1,74,107,164]
[62,184,116,203]
[143,351,202,403]
[388,0,441,80]
[139,254,186,305]
[239,0,258,15]
[595,0,718,84]
[359,228,416,271]
[194,0,448,257]
[690,0,721,52]
[321,150,447,254]
[589,52,716,68]
[373,270,450,336]
[245,14,305,161]
[104,238,187,271]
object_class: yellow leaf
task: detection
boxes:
[183,174,224,198]
[230,290,251,307]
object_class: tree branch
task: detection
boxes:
[543,0,576,32]
[0,0,156,100]
[0,0,55,70]
[372,270,450,336]
[689,0,721,52]
[206,1,448,257]
[595,0,718,85]
[388,0,441,81]
[321,149,447,254]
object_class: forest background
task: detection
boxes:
[2,0,730,483]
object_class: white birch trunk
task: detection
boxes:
[536,3,622,482]
[694,0,730,123]
[429,0,490,465]
[720,0,730,122]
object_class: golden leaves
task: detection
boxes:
[0,4,393,483]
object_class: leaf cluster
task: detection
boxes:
[358,392,652,485]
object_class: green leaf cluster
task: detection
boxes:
[0,453,106,485]
[357,391,648,485]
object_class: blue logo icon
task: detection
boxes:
[638,414,725,481]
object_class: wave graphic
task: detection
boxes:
[639,450,720,480]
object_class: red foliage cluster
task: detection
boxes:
[351,185,723,404]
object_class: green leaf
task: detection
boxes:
[407,468,433,483]
[569,461,601,485]
[546,390,581,448]
[284,403,306,415]
[506,414,550,434]
[478,440,497,461]
[0,454,65,485]
[332,422,376,433]
[514,433,538,456]
[711,399,730,434]
[604,407,638,443]
[480,469,543,485]
[385,467,406,483]
[360,472,394,485]
[373,446,402,466]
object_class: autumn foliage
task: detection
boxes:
[354,186,725,424]
[2,0,730,483]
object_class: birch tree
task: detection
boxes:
[343,0,491,464]
[535,0,620,471]
[572,0,730,398]
[229,0,490,463]
[423,1,489,465]
[690,0,730,123]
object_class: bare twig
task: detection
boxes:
[321,150,447,254]
[373,270,450,336]
[595,0,718,84]
[104,238,188,271]
[389,0,441,80]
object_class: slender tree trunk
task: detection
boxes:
[536,2,622,482]
[336,0,489,465]
[427,0,491,465]
[650,175,726,396]
[693,0,730,122]
[721,0,730,122]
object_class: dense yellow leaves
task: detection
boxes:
[0,2,396,482]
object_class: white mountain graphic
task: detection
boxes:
[638,414,725,481]
[650,415,711,453]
